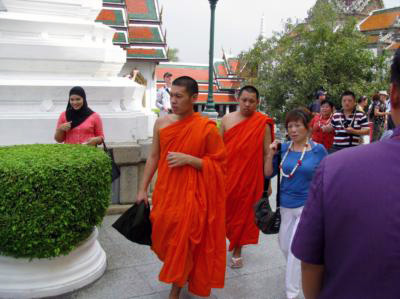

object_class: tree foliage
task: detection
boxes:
[240,1,390,122]
[167,47,180,62]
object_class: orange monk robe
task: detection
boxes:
[150,113,227,297]
[224,112,274,251]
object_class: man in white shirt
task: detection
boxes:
[156,72,173,117]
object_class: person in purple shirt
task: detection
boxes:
[291,48,400,299]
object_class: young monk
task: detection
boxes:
[220,85,274,268]
[136,76,227,299]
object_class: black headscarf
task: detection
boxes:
[66,86,94,129]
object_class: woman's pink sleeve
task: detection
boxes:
[56,112,66,129]
[94,113,105,140]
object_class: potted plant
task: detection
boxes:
[0,144,111,298]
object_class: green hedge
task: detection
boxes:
[0,144,111,259]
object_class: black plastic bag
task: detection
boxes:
[112,201,152,246]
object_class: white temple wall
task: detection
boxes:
[0,0,152,145]
[120,61,158,137]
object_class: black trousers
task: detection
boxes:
[328,145,356,154]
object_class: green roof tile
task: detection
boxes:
[129,27,162,43]
[113,32,127,43]
[96,9,125,27]
[127,48,166,59]
[127,0,158,21]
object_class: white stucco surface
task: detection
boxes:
[0,0,154,145]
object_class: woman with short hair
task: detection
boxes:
[310,100,335,150]
[357,96,368,113]
[55,86,104,146]
[265,108,327,299]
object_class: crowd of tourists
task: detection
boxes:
[54,49,400,299]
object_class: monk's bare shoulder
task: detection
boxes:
[223,111,244,131]
[156,114,176,130]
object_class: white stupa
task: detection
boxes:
[0,0,154,146]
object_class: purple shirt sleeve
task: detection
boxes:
[291,159,326,265]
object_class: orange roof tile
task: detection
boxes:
[367,35,380,44]
[156,82,218,92]
[156,62,243,98]
[113,32,127,44]
[228,59,239,74]
[217,64,228,77]
[127,0,148,14]
[126,0,158,21]
[196,93,237,103]
[214,61,228,77]
[387,42,400,50]
[126,48,166,59]
[155,82,236,103]
[97,9,115,22]
[218,79,241,90]
[100,0,167,61]
[128,26,162,43]
[360,9,400,31]
[96,9,125,26]
[156,65,210,83]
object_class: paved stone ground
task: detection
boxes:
[59,181,305,299]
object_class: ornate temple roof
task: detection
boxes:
[387,42,400,50]
[96,0,167,61]
[358,7,400,51]
[156,55,244,104]
[359,7,400,32]
[157,64,210,83]
[330,0,384,17]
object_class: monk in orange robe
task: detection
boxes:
[220,85,274,268]
[136,76,227,299]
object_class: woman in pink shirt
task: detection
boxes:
[55,86,104,146]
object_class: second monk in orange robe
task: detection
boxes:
[137,76,227,298]
[220,85,274,269]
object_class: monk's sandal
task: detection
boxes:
[230,257,243,269]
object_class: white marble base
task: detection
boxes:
[0,228,106,299]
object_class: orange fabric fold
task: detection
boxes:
[150,113,227,297]
[224,112,274,251]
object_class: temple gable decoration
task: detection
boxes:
[96,0,168,61]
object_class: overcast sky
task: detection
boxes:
[158,0,399,63]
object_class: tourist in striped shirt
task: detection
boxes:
[326,91,369,153]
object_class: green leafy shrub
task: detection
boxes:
[0,144,111,259]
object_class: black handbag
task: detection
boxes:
[112,201,152,246]
[102,142,121,182]
[254,150,282,235]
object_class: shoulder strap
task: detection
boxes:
[102,141,108,153]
